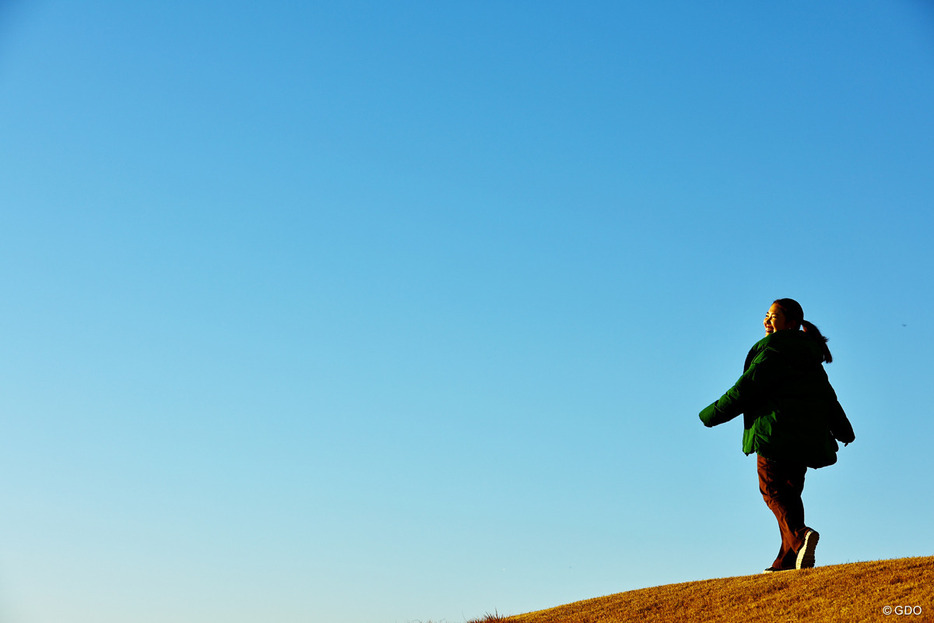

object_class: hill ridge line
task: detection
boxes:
[491,555,934,623]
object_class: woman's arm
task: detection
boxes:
[699,347,775,427]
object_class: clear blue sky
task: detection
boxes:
[2,2,932,622]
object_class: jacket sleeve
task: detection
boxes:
[815,365,856,445]
[828,401,855,444]
[699,396,740,427]
[699,347,774,427]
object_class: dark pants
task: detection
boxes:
[757,454,809,570]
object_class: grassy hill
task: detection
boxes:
[474,555,933,623]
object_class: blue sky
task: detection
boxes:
[1,2,933,622]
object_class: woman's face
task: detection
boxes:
[764,303,795,335]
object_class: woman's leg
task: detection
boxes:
[757,454,808,569]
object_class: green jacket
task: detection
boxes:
[699,330,855,468]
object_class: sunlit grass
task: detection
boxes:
[483,556,933,622]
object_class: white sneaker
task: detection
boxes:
[795,529,819,569]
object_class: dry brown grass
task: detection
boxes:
[487,556,934,623]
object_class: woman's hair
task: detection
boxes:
[773,298,833,363]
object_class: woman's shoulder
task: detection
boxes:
[745,331,806,365]
[755,330,824,365]
[757,330,810,348]
[744,334,773,369]
[749,332,782,354]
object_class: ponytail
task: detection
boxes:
[801,320,833,364]
[773,298,833,363]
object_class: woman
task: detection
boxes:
[699,298,855,572]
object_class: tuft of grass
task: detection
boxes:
[484,555,934,622]
[469,610,509,622]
